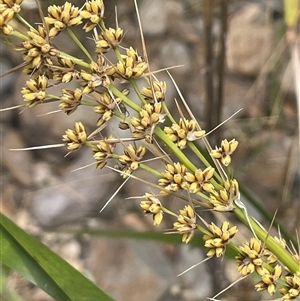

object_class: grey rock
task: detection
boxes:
[175,245,212,299]
[0,57,14,96]
[31,148,119,228]
[227,3,274,76]
[139,0,167,36]
[86,237,176,301]
[1,128,33,187]
[160,40,191,73]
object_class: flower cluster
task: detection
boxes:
[0,0,23,35]
[236,237,300,298]
[1,2,299,300]
[203,221,238,257]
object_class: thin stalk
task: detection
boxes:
[139,163,163,177]
[161,101,176,124]
[67,28,93,62]
[15,13,35,30]
[109,84,141,112]
[154,127,197,172]
[11,30,29,40]
[114,46,123,61]
[58,52,90,69]
[129,78,146,104]
[162,207,178,218]
[239,185,297,246]
[80,100,98,106]
[45,94,61,100]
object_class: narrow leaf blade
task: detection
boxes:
[0,213,116,301]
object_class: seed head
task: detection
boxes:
[0,6,15,35]
[164,118,205,149]
[184,166,215,193]
[209,179,239,212]
[131,102,164,143]
[52,58,80,83]
[211,138,238,166]
[62,122,87,151]
[93,136,116,169]
[140,193,163,226]
[45,2,82,37]
[280,272,300,300]
[60,88,83,115]
[255,265,282,295]
[21,75,48,107]
[22,26,58,76]
[159,162,189,192]
[173,205,196,243]
[118,144,146,177]
[0,0,23,13]
[141,81,167,103]
[236,238,269,276]
[203,221,238,257]
[108,47,148,79]
[94,91,123,126]
[81,0,104,32]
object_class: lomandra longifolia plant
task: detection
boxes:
[1,0,300,299]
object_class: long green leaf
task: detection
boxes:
[70,229,238,260]
[0,213,116,301]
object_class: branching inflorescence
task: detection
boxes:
[1,0,299,299]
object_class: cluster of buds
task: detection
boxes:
[203,221,238,257]
[131,102,165,143]
[21,75,48,107]
[1,1,299,301]
[45,2,82,37]
[0,0,22,34]
[96,27,124,53]
[92,136,116,169]
[141,80,167,102]
[173,205,197,243]
[140,193,164,226]
[118,144,146,177]
[211,138,239,166]
[235,237,300,298]
[108,47,148,79]
[164,118,205,149]
[62,122,87,151]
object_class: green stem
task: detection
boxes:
[239,185,297,246]
[109,84,141,112]
[58,52,90,69]
[46,94,61,100]
[196,224,211,236]
[234,207,300,273]
[139,163,163,177]
[80,100,98,106]
[11,30,29,40]
[161,101,176,124]
[154,127,197,172]
[162,207,178,217]
[99,19,106,31]
[67,28,93,62]
[114,47,123,61]
[15,13,35,30]
[129,79,146,104]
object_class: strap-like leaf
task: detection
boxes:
[0,213,116,301]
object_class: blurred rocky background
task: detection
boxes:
[1,0,299,301]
